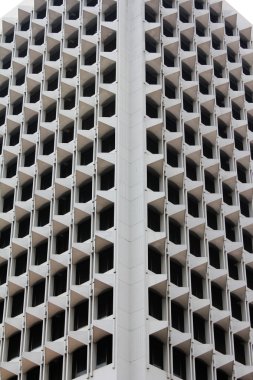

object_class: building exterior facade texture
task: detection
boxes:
[0,0,253,379]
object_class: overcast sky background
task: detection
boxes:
[0,0,252,23]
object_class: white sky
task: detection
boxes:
[0,0,252,23]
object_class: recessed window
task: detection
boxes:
[97,288,113,319]
[98,245,114,273]
[32,280,45,306]
[29,322,43,351]
[96,335,112,368]
[51,311,65,340]
[74,300,88,330]
[149,336,164,369]
[76,258,90,284]
[49,357,63,380]
[72,346,87,378]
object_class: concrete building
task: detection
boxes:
[0,0,253,379]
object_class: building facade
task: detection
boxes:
[0,0,253,379]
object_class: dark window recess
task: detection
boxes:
[196,21,205,36]
[51,311,65,340]
[237,163,247,183]
[15,69,25,85]
[67,32,78,48]
[40,170,52,190]
[3,191,14,212]
[45,106,56,122]
[99,245,114,273]
[232,103,241,120]
[103,65,116,83]
[27,367,40,380]
[0,81,9,97]
[6,159,17,178]
[38,204,50,226]
[212,34,221,49]
[96,335,112,368]
[68,5,79,20]
[84,47,96,65]
[211,283,223,309]
[56,229,69,254]
[29,322,42,351]
[164,50,175,67]
[169,219,181,244]
[145,35,157,53]
[209,244,220,269]
[21,18,30,31]
[207,207,218,230]
[191,271,203,298]
[100,205,114,230]
[101,167,114,190]
[218,120,228,138]
[49,357,63,380]
[188,194,199,217]
[183,94,194,112]
[47,74,58,91]
[62,124,74,143]
[2,54,12,69]
[199,77,209,94]
[101,132,115,152]
[83,79,96,96]
[171,301,184,332]
[230,74,238,91]
[186,159,197,181]
[193,314,205,343]
[225,21,234,35]
[165,80,176,98]
[27,116,38,134]
[246,87,253,103]
[87,0,98,6]
[79,180,92,202]
[43,136,54,155]
[145,5,156,22]
[198,48,207,65]
[148,247,161,274]
[189,232,201,257]
[97,288,113,319]
[170,259,183,286]
[231,293,242,320]
[102,98,115,117]
[179,7,189,22]
[82,112,94,130]
[214,324,226,354]
[149,289,162,320]
[214,62,223,78]
[21,180,33,201]
[234,335,246,364]
[201,107,211,125]
[195,0,204,8]
[167,146,178,167]
[76,258,90,284]
[104,4,117,21]
[184,126,195,145]
[35,241,48,265]
[34,31,44,45]
[24,149,35,167]
[223,184,233,205]
[243,231,253,253]
[225,219,236,242]
[216,90,226,107]
[250,304,253,328]
[181,35,191,51]
[18,43,28,58]
[64,92,76,110]
[18,215,30,238]
[148,206,160,232]
[195,359,208,380]
[163,0,173,7]
[53,269,67,296]
[166,112,177,132]
[36,6,46,19]
[51,17,62,33]
[163,20,174,37]
[11,291,24,317]
[173,347,186,380]
[58,192,71,215]
[0,109,6,126]
[248,115,253,131]
[220,151,230,171]
[146,98,158,118]
[149,336,164,370]
[77,218,91,242]
[104,33,116,52]
[227,47,236,63]
[32,58,43,74]
[0,301,4,323]
[203,139,213,158]
[243,60,251,75]
[147,132,159,153]
[86,19,97,35]
[182,63,192,80]
[15,251,27,276]
[9,129,20,146]
[147,168,159,191]
[228,256,239,280]
[60,157,72,178]
[168,181,180,204]
[0,227,11,248]
[12,99,23,115]
[32,280,45,306]
[72,346,87,378]
[49,46,60,61]
[0,263,7,285]
[74,300,88,330]
[210,8,219,22]
[240,36,249,49]
[7,332,21,361]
